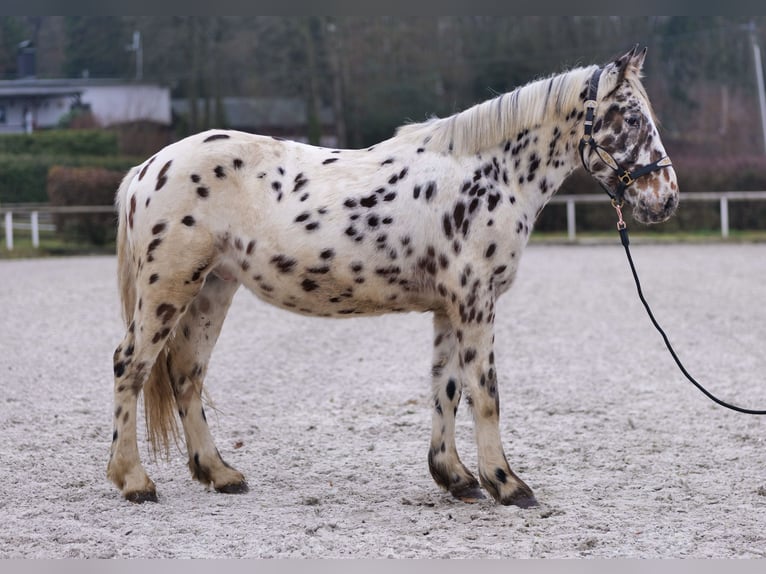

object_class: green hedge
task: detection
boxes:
[47,166,125,245]
[0,130,119,156]
[0,154,138,203]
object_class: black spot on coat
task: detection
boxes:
[425,182,436,201]
[271,255,297,273]
[155,160,172,190]
[446,379,456,401]
[203,133,230,142]
[453,202,466,228]
[360,194,377,208]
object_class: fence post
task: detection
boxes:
[720,197,729,239]
[4,212,12,251]
[566,198,576,241]
[31,211,40,248]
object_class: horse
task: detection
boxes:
[108,46,678,507]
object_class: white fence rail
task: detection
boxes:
[1,204,114,250]
[549,190,766,240]
[2,191,766,250]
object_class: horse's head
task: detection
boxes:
[579,46,679,225]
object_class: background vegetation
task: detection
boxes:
[2,16,766,251]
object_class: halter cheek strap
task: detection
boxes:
[578,67,672,203]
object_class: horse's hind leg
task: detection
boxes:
[108,263,205,502]
[164,273,248,493]
[109,325,158,502]
[428,311,484,501]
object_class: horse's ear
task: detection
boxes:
[611,45,646,81]
[631,46,647,72]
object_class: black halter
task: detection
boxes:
[578,67,673,204]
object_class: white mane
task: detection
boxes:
[395,65,599,155]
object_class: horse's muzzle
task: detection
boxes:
[630,169,679,225]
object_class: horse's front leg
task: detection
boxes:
[457,312,537,508]
[428,311,484,501]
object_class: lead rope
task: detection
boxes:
[613,202,766,415]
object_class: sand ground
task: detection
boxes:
[1,242,765,558]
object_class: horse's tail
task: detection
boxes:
[144,349,178,459]
[115,167,178,459]
[115,168,137,328]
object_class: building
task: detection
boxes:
[0,78,172,133]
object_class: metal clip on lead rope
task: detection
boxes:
[612,200,630,248]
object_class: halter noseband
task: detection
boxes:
[578,67,673,204]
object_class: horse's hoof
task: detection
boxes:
[452,485,486,503]
[125,490,158,503]
[216,480,249,494]
[501,492,538,508]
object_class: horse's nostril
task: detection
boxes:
[664,195,677,212]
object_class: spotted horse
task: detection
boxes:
[109,47,678,506]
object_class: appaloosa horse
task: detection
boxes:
[108,47,678,506]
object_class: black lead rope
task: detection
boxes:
[615,213,766,415]
[581,65,765,414]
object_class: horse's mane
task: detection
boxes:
[395,65,600,155]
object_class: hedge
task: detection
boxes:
[47,166,125,245]
[0,154,138,203]
[0,130,119,156]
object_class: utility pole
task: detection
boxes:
[303,18,322,146]
[747,20,766,154]
[126,30,143,81]
[326,19,347,148]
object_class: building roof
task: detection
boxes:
[0,78,161,98]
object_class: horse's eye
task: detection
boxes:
[626,115,641,128]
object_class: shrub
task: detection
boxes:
[0,154,137,203]
[0,130,119,156]
[46,165,125,245]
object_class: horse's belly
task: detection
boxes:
[238,265,430,318]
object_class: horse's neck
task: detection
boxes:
[495,111,584,219]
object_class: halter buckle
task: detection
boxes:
[618,171,635,187]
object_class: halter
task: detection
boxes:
[578,67,673,207]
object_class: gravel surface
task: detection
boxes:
[1,243,765,558]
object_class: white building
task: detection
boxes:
[0,79,171,133]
